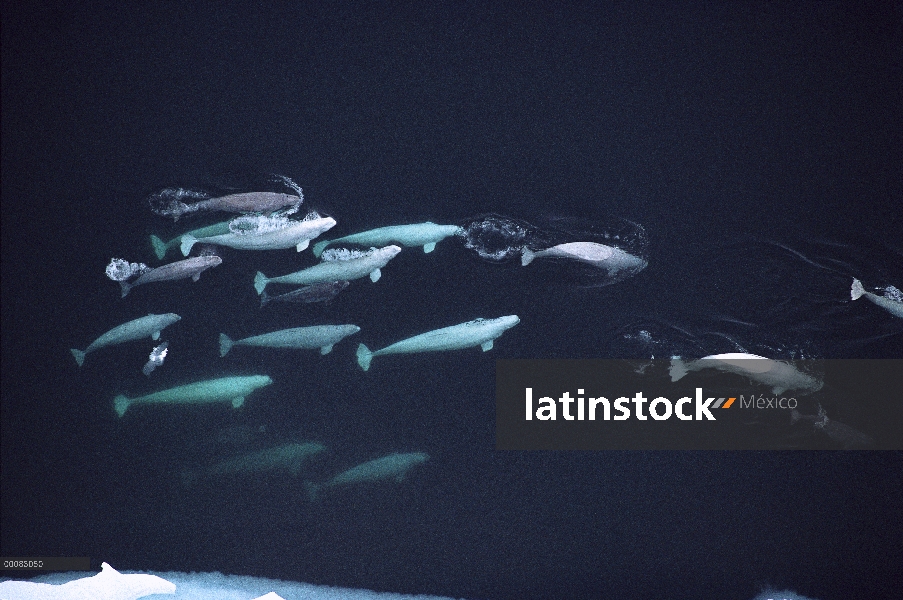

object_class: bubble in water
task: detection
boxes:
[105,258,150,281]
[883,285,902,303]
[148,187,209,218]
[459,214,535,262]
[272,174,304,199]
[142,342,169,377]
[229,213,289,235]
[321,247,376,262]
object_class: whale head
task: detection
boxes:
[495,315,521,329]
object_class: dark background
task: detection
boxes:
[3,2,902,599]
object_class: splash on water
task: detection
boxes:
[148,188,209,218]
[321,247,375,262]
[457,213,648,286]
[105,258,151,281]
[142,342,169,377]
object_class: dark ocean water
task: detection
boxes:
[2,2,902,599]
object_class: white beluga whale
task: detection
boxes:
[219,324,361,356]
[113,374,273,417]
[183,442,326,487]
[521,242,647,277]
[312,222,463,257]
[670,353,823,395]
[254,245,402,295]
[305,451,429,501]
[851,278,903,318]
[180,214,336,255]
[150,219,233,259]
[0,562,176,600]
[356,315,520,371]
[118,255,222,297]
[71,313,181,367]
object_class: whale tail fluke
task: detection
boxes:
[254,272,269,295]
[114,395,131,417]
[150,235,169,260]
[219,333,234,357]
[312,240,330,258]
[851,278,865,301]
[260,290,271,307]
[357,344,373,371]
[118,280,133,298]
[71,348,86,367]
[521,247,536,266]
[669,358,689,382]
[180,234,198,257]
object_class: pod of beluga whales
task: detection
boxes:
[72,178,902,492]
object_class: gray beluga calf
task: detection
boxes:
[260,280,350,307]
[356,315,521,371]
[521,242,647,277]
[154,191,303,221]
[305,451,429,501]
[118,255,222,297]
[670,353,823,395]
[851,278,903,318]
[183,442,326,487]
[254,245,402,295]
[71,313,181,367]
[791,405,875,449]
[113,374,272,417]
[219,324,361,357]
[180,214,336,255]
[312,222,463,257]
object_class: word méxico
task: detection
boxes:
[524,388,731,421]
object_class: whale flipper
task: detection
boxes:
[71,348,86,367]
[481,340,494,351]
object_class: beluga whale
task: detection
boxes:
[183,442,327,487]
[260,280,350,307]
[180,213,336,255]
[791,405,876,449]
[71,313,181,367]
[670,353,823,395]
[850,278,903,318]
[118,255,222,297]
[356,315,520,371]
[305,451,429,501]
[219,324,361,356]
[151,190,303,221]
[254,245,402,295]
[521,242,647,278]
[312,222,463,257]
[113,374,273,417]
